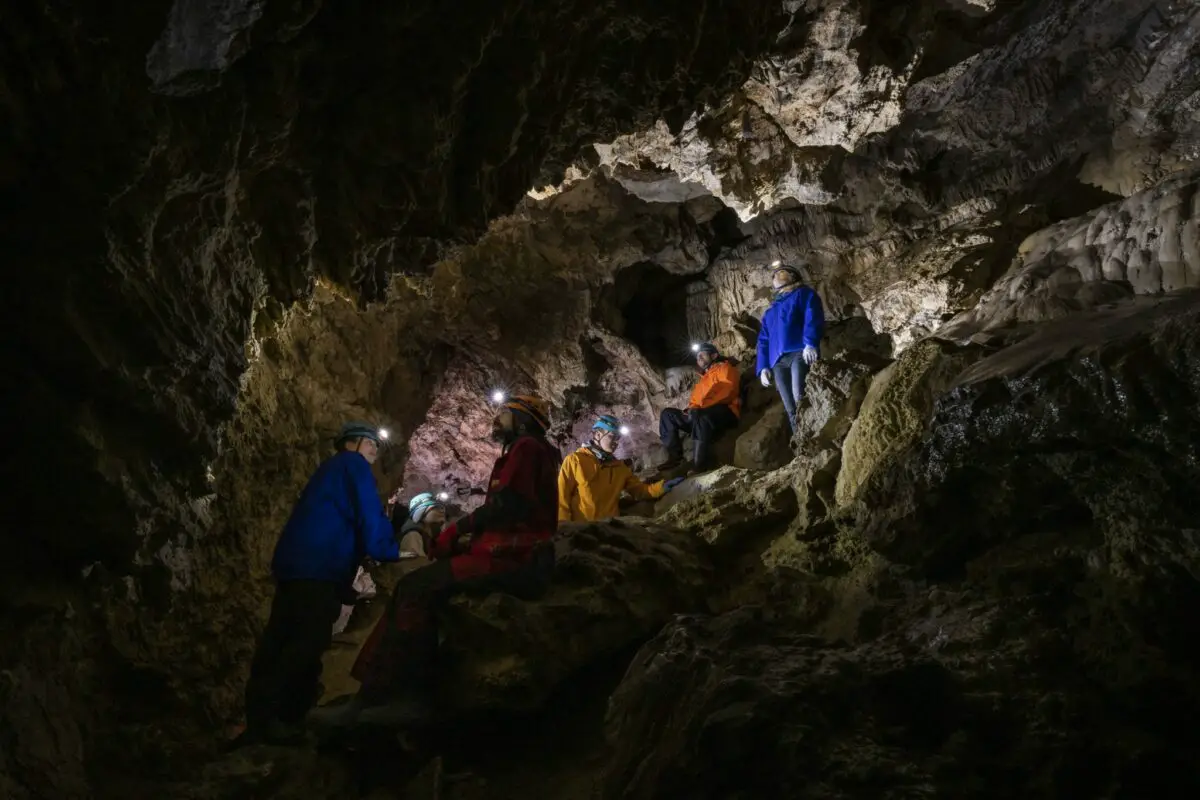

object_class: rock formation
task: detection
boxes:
[4,0,1200,797]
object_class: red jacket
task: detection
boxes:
[434,435,561,560]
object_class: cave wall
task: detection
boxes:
[5,0,1200,796]
[1,1,787,795]
[592,0,1200,346]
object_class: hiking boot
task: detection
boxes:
[226,719,309,750]
[658,455,684,471]
[356,696,433,727]
[308,694,364,730]
[261,719,310,746]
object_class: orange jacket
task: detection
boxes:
[688,359,741,417]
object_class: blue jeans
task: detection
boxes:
[772,350,810,431]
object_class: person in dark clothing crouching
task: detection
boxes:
[233,421,402,747]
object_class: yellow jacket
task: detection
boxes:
[558,446,666,522]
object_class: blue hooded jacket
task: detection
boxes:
[756,285,825,373]
[271,450,400,586]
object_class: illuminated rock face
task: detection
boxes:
[5,0,1200,796]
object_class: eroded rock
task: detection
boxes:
[436,518,713,711]
[603,578,1200,799]
[941,168,1200,339]
[856,292,1200,575]
[835,339,985,508]
[733,404,792,470]
[795,353,889,453]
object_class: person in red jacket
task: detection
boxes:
[310,394,561,729]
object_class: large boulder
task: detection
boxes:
[655,467,798,560]
[855,292,1200,576]
[795,353,889,454]
[436,519,713,711]
[733,403,792,470]
[604,564,1200,800]
[835,339,985,508]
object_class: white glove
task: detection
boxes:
[759,368,771,387]
[802,345,818,365]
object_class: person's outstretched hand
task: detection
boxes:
[663,477,685,492]
[759,368,771,387]
[802,345,818,365]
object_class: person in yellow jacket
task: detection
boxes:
[659,342,741,471]
[559,416,684,522]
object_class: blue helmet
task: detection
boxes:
[695,342,719,356]
[593,415,621,434]
[336,421,382,446]
[408,492,444,522]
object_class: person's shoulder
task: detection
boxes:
[331,450,370,475]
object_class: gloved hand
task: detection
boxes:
[802,345,819,365]
[759,368,771,387]
[663,477,684,492]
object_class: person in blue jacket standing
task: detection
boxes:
[756,261,825,432]
[237,421,402,747]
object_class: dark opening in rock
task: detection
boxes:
[601,262,695,369]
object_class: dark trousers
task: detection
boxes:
[659,404,739,470]
[772,350,811,431]
[353,545,555,704]
[244,579,341,728]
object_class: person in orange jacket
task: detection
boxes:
[559,415,684,521]
[659,342,741,471]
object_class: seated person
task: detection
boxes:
[393,492,448,558]
[659,342,741,472]
[310,395,560,729]
[559,415,683,522]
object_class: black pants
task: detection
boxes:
[659,405,739,470]
[244,579,341,729]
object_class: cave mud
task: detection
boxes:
[5,0,1200,797]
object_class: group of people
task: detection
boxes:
[233,260,824,747]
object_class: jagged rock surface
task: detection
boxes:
[592,0,1200,344]
[0,2,785,793]
[6,0,1200,796]
[940,167,1200,339]
[835,339,985,508]
[856,291,1200,575]
[438,519,714,711]
[603,293,1200,799]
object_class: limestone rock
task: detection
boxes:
[795,353,889,454]
[856,292,1200,575]
[164,746,357,800]
[436,519,713,711]
[656,468,799,563]
[603,583,1200,799]
[733,403,792,471]
[593,0,1200,345]
[941,168,1200,340]
[835,339,985,508]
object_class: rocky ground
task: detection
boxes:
[4,0,1200,798]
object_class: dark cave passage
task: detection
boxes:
[600,262,697,370]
